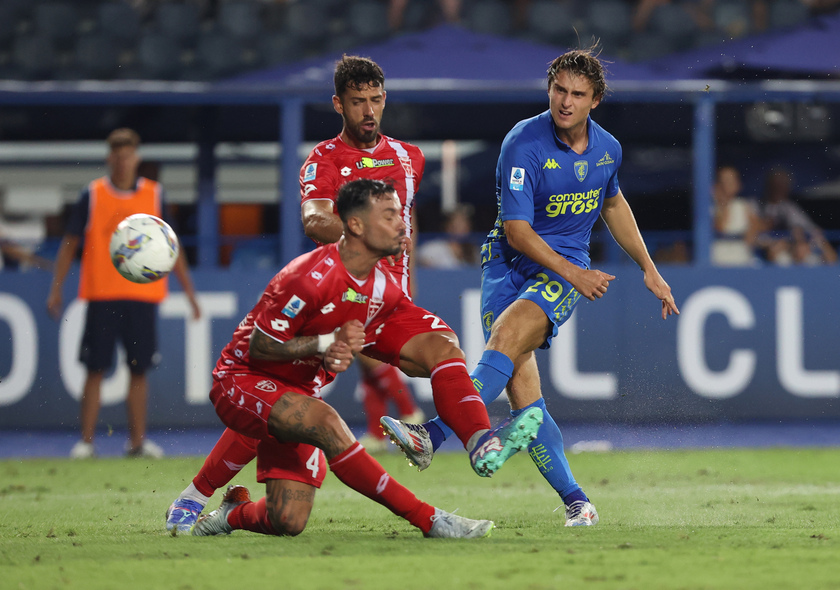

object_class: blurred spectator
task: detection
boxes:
[633,0,715,32]
[756,167,838,265]
[417,203,479,268]
[711,164,762,266]
[389,0,461,31]
[0,233,53,271]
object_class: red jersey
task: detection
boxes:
[214,242,407,396]
[299,133,425,296]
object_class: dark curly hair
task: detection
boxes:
[546,45,608,100]
[334,55,385,97]
[337,179,395,223]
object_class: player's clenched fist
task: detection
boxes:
[335,319,365,354]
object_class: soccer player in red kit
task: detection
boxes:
[299,55,425,449]
[188,180,543,538]
[167,56,426,532]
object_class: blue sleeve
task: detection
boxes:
[65,187,90,237]
[497,129,542,225]
[606,142,622,198]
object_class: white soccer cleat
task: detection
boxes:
[425,508,494,539]
[380,416,434,471]
[564,501,599,527]
[69,440,95,459]
[192,485,251,536]
[126,439,164,458]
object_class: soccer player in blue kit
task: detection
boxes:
[382,47,680,526]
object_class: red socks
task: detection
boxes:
[227,496,277,535]
[192,428,258,497]
[430,358,491,447]
[361,376,389,439]
[362,364,418,438]
[329,442,435,533]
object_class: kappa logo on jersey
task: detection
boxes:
[303,184,317,196]
[255,380,277,393]
[340,166,352,177]
[342,288,368,304]
[574,160,589,182]
[596,151,615,167]
[367,297,384,322]
[303,163,317,182]
[543,158,561,170]
[271,318,290,332]
[399,156,414,177]
[509,167,525,191]
[282,295,306,318]
[320,302,335,314]
[356,157,394,169]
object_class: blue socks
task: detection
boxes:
[513,397,585,505]
[424,349,514,451]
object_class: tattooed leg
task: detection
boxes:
[264,479,317,536]
[267,392,356,459]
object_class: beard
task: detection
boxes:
[347,118,379,145]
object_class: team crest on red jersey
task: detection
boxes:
[255,380,277,392]
[367,298,384,322]
[399,156,414,177]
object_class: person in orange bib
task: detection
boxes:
[47,128,201,459]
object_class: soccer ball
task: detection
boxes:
[109,213,179,284]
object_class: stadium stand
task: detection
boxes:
[0,0,835,82]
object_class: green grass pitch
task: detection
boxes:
[1,447,837,590]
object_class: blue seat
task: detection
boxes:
[97,3,141,50]
[769,0,810,28]
[259,33,306,66]
[218,2,264,41]
[156,3,201,48]
[346,1,390,42]
[136,33,183,79]
[12,35,57,80]
[526,0,577,46]
[194,33,245,79]
[285,2,329,46]
[586,0,632,49]
[466,0,512,36]
[75,34,120,79]
[34,2,80,51]
[650,3,698,50]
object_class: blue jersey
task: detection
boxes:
[483,110,622,269]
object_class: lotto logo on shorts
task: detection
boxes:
[255,380,277,392]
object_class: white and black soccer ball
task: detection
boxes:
[109,213,179,284]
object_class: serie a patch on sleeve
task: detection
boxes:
[303,163,317,182]
[509,167,525,191]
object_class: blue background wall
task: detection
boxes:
[2,265,838,429]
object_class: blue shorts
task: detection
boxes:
[480,255,583,349]
[79,300,158,374]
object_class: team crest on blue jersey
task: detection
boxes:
[282,295,306,318]
[574,160,589,182]
[509,167,525,191]
[303,163,317,182]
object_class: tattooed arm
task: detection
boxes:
[249,319,366,371]
[249,327,319,362]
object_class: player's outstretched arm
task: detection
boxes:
[600,191,679,319]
